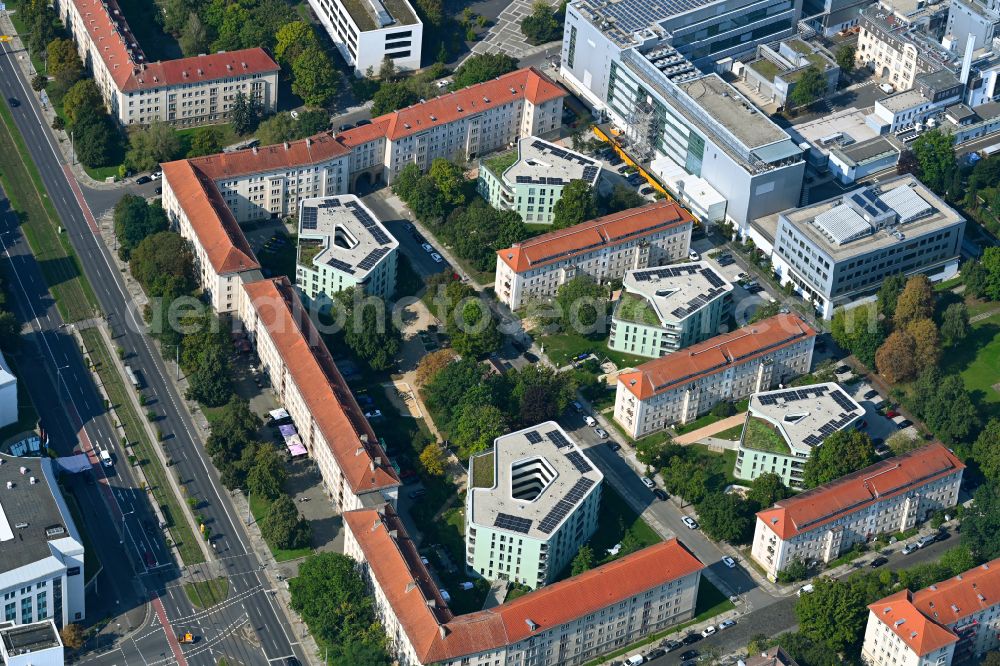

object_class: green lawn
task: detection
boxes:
[81,328,204,566]
[176,124,238,157]
[0,100,97,322]
[616,293,660,326]
[183,577,230,609]
[470,451,494,488]
[940,302,1000,422]
[539,330,647,369]
[742,417,789,454]
[249,494,313,562]
[714,423,745,441]
[482,149,518,178]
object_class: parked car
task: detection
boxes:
[835,364,852,374]
[608,441,622,452]
[915,534,937,549]
[902,542,919,555]
[421,243,434,252]
[355,118,372,126]
[155,186,162,194]
[400,469,419,484]
[682,516,699,530]
[644,649,665,661]
[688,250,701,261]
[797,584,815,596]
[681,633,701,646]
[571,400,583,413]
[719,619,737,630]
[700,626,717,638]
[864,389,880,400]
[364,409,383,419]
[681,648,700,659]
[151,171,162,180]
[721,556,736,569]
[641,477,655,489]
[886,409,899,418]
[431,252,444,263]
[136,175,152,184]
[870,556,889,568]
[523,351,539,363]
[584,415,597,426]
[7,97,18,107]
[640,186,654,195]
[338,123,353,131]
[662,639,682,652]
[897,419,914,429]
[409,488,427,500]
[879,82,895,94]
[653,488,669,501]
[595,427,609,439]
[624,655,644,666]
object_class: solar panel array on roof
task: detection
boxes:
[669,286,727,319]
[830,389,857,412]
[632,265,701,282]
[494,512,533,534]
[578,0,714,34]
[757,385,830,406]
[327,257,355,274]
[369,226,392,246]
[701,267,725,288]
[358,247,389,271]
[547,430,571,448]
[565,450,593,474]
[524,430,543,444]
[802,409,860,447]
[301,207,318,230]
[537,477,596,534]
[812,205,873,245]
[529,140,595,167]
[582,165,600,182]
[879,185,933,223]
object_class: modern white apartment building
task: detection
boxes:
[0,456,85,627]
[466,423,602,589]
[296,196,398,302]
[308,0,423,76]
[237,277,399,511]
[160,159,262,314]
[55,0,278,126]
[494,201,694,311]
[733,382,865,489]
[863,558,1000,666]
[0,620,64,666]
[751,443,964,582]
[614,313,816,438]
[560,1,806,231]
[749,176,965,319]
[478,137,602,225]
[344,503,704,666]
[608,263,733,359]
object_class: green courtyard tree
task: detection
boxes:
[261,494,311,550]
[371,81,419,116]
[831,304,885,369]
[113,194,168,260]
[696,492,756,543]
[125,121,182,172]
[453,403,509,457]
[275,21,317,65]
[230,91,262,135]
[511,364,575,425]
[940,302,970,346]
[206,396,260,466]
[187,126,224,157]
[571,544,594,575]
[973,419,1000,483]
[911,129,956,193]
[291,45,339,107]
[893,275,935,327]
[802,429,876,488]
[962,483,1000,562]
[788,66,827,108]
[552,180,597,229]
[256,112,299,146]
[876,273,906,318]
[795,576,869,655]
[178,13,210,57]
[428,158,466,206]
[451,53,519,89]
[419,442,447,476]
[554,275,607,332]
[910,369,979,444]
[246,445,286,501]
[520,1,562,44]
[747,472,791,508]
[129,231,196,296]
[835,44,856,75]
[981,247,1000,300]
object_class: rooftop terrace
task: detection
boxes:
[499,137,601,187]
[339,0,419,31]
[746,382,864,454]
[297,195,398,278]
[618,262,733,326]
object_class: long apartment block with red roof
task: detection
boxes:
[863,557,1000,666]
[751,442,964,582]
[54,0,278,126]
[494,201,695,310]
[613,313,817,439]
[343,502,704,666]
[238,277,399,510]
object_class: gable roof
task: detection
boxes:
[868,592,959,657]
[242,278,399,494]
[160,160,260,275]
[69,0,276,92]
[344,505,703,663]
[187,132,351,180]
[497,201,696,274]
[911,559,1000,628]
[757,442,964,540]
[617,313,816,400]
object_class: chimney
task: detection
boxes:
[284,142,290,150]
[439,626,448,639]
[389,529,397,538]
[426,598,436,608]
[960,34,976,85]
[371,519,382,531]
[306,137,312,146]
[252,146,258,154]
[360,434,369,443]
[356,447,364,456]
[374,456,382,466]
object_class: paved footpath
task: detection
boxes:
[466,0,561,61]
[674,413,746,445]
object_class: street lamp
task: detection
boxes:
[119,508,135,546]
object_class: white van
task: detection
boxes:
[99,449,113,468]
[797,583,815,596]
[625,655,645,666]
[879,83,895,94]
[584,416,597,427]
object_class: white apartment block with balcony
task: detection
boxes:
[614,313,816,438]
[733,383,864,489]
[55,0,278,126]
[309,0,423,76]
[752,443,964,582]
[466,424,603,589]
[494,201,694,311]
[863,558,1000,666]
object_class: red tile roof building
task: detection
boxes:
[752,443,964,581]
[239,277,398,506]
[494,201,695,310]
[54,0,278,126]
[863,558,1000,665]
[613,313,817,438]
[343,504,704,666]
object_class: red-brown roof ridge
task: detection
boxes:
[757,442,964,540]
[344,504,703,663]
[242,277,399,494]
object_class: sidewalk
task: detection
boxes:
[0,12,121,190]
[674,413,746,445]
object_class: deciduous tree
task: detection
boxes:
[125,122,182,173]
[60,624,84,650]
[187,126,224,157]
[876,274,906,318]
[962,483,1000,562]
[940,302,970,346]
[906,317,941,371]
[246,445,286,501]
[747,472,790,508]
[795,576,869,655]
[695,492,756,543]
[275,21,317,66]
[788,66,827,108]
[894,275,935,327]
[802,429,876,488]
[46,38,83,92]
[256,112,299,146]
[571,544,594,575]
[835,44,856,74]
[414,349,457,386]
[451,53,519,89]
[291,45,339,108]
[973,419,1000,483]
[113,194,168,260]
[911,129,956,193]
[428,158,466,206]
[554,275,606,332]
[371,81,419,116]
[129,231,196,296]
[62,79,104,125]
[875,329,918,383]
[261,494,311,550]
[552,180,597,229]
[419,442,447,476]
[178,13,209,57]
[453,403,509,457]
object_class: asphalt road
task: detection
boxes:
[0,41,301,666]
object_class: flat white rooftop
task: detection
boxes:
[503,137,601,188]
[746,382,864,454]
[619,262,732,325]
[791,108,880,155]
[468,423,603,541]
[298,195,398,278]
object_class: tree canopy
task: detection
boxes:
[788,66,827,108]
[911,129,956,193]
[520,1,563,44]
[113,194,169,260]
[451,53,519,89]
[371,82,419,116]
[261,494,311,550]
[802,429,876,488]
[962,484,1000,562]
[552,180,598,229]
[695,492,756,543]
[129,231,196,297]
